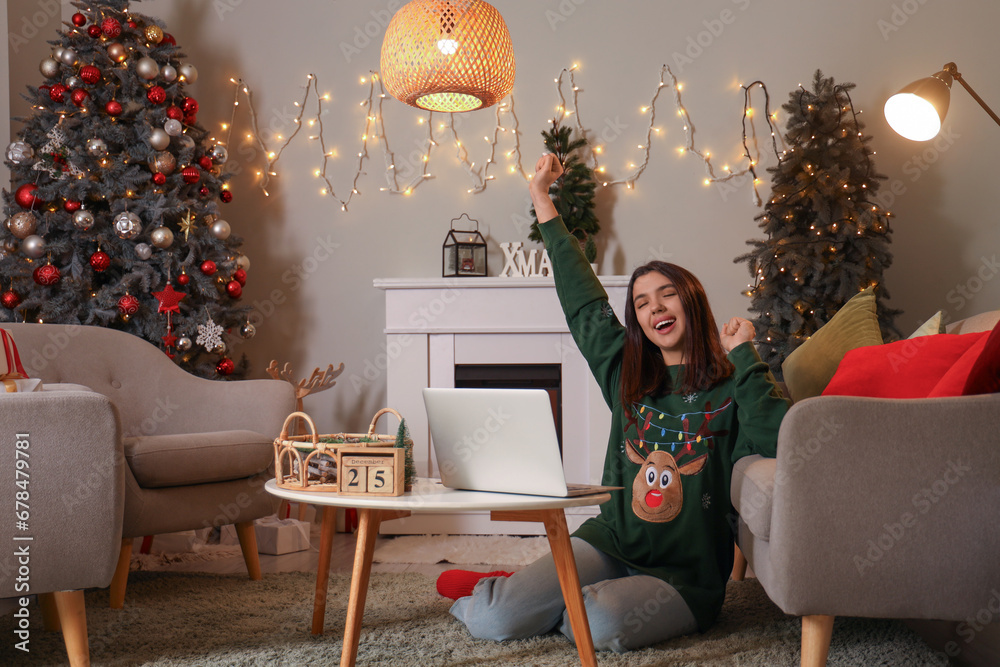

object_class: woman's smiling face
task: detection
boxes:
[631,271,687,365]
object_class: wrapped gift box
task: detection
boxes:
[254,516,311,555]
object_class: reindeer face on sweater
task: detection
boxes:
[626,442,706,522]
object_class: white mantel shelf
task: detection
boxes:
[374,275,628,535]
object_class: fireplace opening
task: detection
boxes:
[454,364,562,452]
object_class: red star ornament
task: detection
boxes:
[152,283,186,314]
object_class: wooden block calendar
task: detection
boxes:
[336,447,405,496]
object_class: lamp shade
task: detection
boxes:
[380,0,515,113]
[884,68,953,141]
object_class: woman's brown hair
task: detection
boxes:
[620,261,734,413]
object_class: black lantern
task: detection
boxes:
[442,213,487,277]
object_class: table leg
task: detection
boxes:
[311,504,338,635]
[491,509,598,667]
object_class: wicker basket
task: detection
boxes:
[273,408,413,493]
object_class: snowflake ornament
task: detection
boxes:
[683,392,699,404]
[196,316,225,351]
[702,493,711,509]
[601,302,614,318]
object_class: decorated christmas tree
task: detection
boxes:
[735,70,901,376]
[529,119,600,262]
[2,0,253,378]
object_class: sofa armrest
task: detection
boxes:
[0,391,124,596]
[765,393,1000,619]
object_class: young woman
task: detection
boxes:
[438,153,790,652]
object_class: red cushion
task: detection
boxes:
[822,332,987,398]
[962,319,1000,395]
[926,336,989,397]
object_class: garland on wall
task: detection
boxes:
[224,64,783,209]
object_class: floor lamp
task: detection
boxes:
[884,62,1000,140]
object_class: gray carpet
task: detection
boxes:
[1,571,947,666]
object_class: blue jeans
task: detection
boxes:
[450,537,698,652]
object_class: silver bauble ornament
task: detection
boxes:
[113,212,142,240]
[53,47,66,62]
[6,141,34,164]
[235,255,250,271]
[22,235,46,258]
[176,336,192,351]
[59,48,78,66]
[8,212,38,239]
[149,128,170,151]
[106,42,126,63]
[239,322,256,339]
[209,145,229,164]
[72,209,95,230]
[164,119,183,136]
[177,135,195,150]
[210,219,231,240]
[136,57,159,80]
[149,151,176,175]
[66,76,82,89]
[40,57,60,79]
[178,63,198,83]
[212,341,226,355]
[150,226,174,248]
[161,65,177,82]
[86,137,108,157]
[134,243,152,260]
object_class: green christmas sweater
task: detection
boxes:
[538,215,790,632]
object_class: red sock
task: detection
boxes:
[436,569,512,600]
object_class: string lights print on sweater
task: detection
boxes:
[224,64,783,209]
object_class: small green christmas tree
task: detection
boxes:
[529,120,600,262]
[735,70,901,376]
[395,418,416,490]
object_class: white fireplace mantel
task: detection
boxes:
[375,275,629,535]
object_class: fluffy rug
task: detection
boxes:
[373,534,551,566]
[0,571,947,666]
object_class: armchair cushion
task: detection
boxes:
[781,287,882,402]
[124,430,272,488]
[732,455,776,540]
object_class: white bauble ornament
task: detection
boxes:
[53,47,66,61]
[149,128,170,150]
[39,57,60,79]
[113,212,142,239]
[161,65,177,82]
[178,63,198,83]
[210,219,231,240]
[59,48,78,66]
[235,255,250,271]
[178,134,195,150]
[8,212,38,239]
[6,141,34,164]
[164,119,183,136]
[72,209,95,230]
[134,243,152,260]
[136,57,159,80]
[22,235,46,258]
[150,226,174,248]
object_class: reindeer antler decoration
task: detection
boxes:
[267,361,346,433]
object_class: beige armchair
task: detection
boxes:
[731,309,1000,666]
[1,388,123,666]
[6,323,296,608]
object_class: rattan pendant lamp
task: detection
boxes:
[380,0,515,113]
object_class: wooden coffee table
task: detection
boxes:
[266,478,612,667]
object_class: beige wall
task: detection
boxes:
[6,0,1000,431]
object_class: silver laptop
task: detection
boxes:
[422,387,620,497]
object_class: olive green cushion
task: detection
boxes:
[781,288,883,402]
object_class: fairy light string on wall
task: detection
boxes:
[225,64,783,210]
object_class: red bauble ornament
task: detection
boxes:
[176,272,190,286]
[220,190,233,203]
[234,268,247,286]
[200,260,217,276]
[147,86,166,105]
[49,84,68,103]
[184,114,197,127]
[181,97,198,115]
[127,19,137,29]
[166,105,183,120]
[152,172,166,185]
[101,17,121,37]
[117,294,140,315]
[198,156,213,171]
[79,65,101,84]
[199,186,210,197]
[105,100,122,116]
[71,88,89,107]
[162,33,176,46]
[88,25,102,38]
[15,184,41,209]
[216,358,235,376]
[72,12,87,27]
[1,290,22,310]
[33,264,60,286]
[89,250,110,272]
[38,85,51,95]
[226,280,242,299]
[64,199,81,213]
[182,165,200,184]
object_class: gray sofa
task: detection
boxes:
[2,323,296,610]
[731,309,1000,666]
